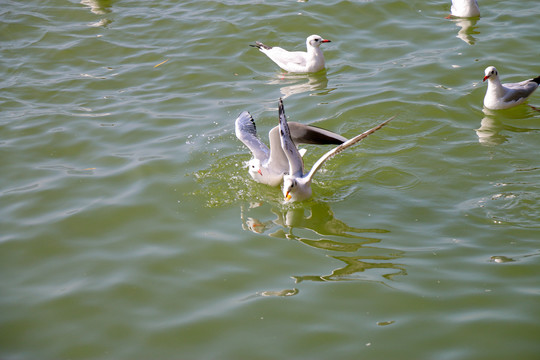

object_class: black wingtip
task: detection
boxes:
[278,98,285,121]
[533,76,540,85]
[245,111,256,131]
[237,111,256,132]
[278,98,291,136]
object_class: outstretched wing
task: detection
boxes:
[235,111,270,162]
[267,121,347,172]
[305,116,396,182]
[288,122,347,145]
[278,99,304,177]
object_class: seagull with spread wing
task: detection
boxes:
[235,107,347,187]
[278,99,394,202]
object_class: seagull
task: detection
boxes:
[449,0,480,17]
[250,35,331,73]
[483,66,540,110]
[235,108,347,187]
[278,99,395,202]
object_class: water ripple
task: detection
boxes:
[2,0,540,359]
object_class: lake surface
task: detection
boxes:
[1,0,540,359]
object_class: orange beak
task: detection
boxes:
[285,192,292,201]
[483,75,490,82]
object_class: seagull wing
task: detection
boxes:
[288,122,348,145]
[305,116,396,182]
[265,48,307,68]
[278,99,304,177]
[503,79,539,103]
[267,121,347,172]
[267,125,290,174]
[235,111,269,162]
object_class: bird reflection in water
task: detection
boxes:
[490,250,540,263]
[293,254,406,283]
[80,0,112,14]
[80,0,113,27]
[476,108,540,146]
[452,18,480,45]
[240,201,406,284]
[265,72,334,100]
[241,201,385,241]
[475,116,508,146]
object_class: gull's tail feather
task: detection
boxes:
[250,41,272,50]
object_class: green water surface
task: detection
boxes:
[1,0,540,359]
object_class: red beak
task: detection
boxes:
[257,169,262,175]
[322,39,331,43]
[483,75,489,82]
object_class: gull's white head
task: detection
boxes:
[247,159,263,180]
[282,175,311,202]
[306,34,331,48]
[483,66,499,82]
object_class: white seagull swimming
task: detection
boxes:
[235,108,347,187]
[278,99,395,202]
[449,0,480,17]
[483,66,540,110]
[250,35,331,73]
